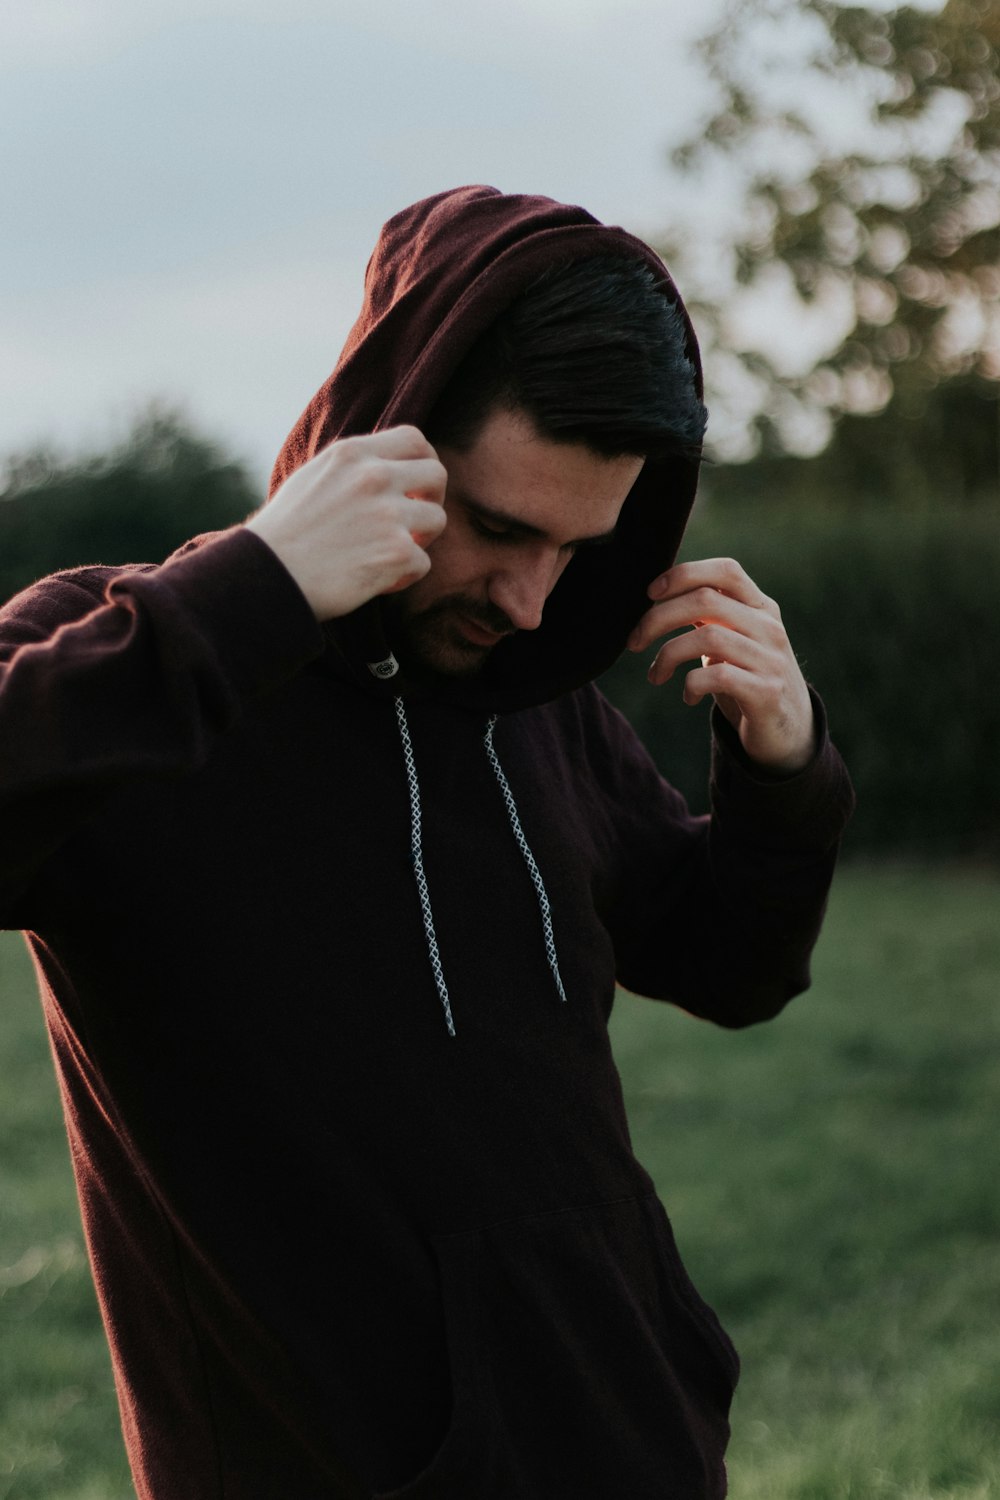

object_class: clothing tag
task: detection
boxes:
[367,654,400,680]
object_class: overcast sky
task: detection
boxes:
[2,0,729,488]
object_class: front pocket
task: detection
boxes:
[373,1233,504,1500]
[376,1194,737,1500]
[481,1193,737,1497]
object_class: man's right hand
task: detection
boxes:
[246,427,448,621]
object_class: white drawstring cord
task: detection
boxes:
[394,697,456,1037]
[483,715,568,1005]
[394,698,568,1034]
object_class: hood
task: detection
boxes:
[268,185,703,714]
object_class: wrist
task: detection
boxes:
[244,514,327,620]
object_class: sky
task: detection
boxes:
[2,0,730,488]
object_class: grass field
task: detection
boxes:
[1,863,998,1498]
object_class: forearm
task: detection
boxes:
[0,527,323,921]
[611,693,855,1026]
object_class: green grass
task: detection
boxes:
[0,937,133,1500]
[611,863,1000,1500]
[2,864,999,1498]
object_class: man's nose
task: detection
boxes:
[488,552,561,633]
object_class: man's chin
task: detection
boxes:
[384,599,513,681]
[396,620,495,681]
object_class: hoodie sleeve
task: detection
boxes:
[586,685,855,1028]
[0,527,325,927]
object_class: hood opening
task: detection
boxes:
[268,186,704,713]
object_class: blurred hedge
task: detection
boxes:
[0,407,257,602]
[599,501,999,858]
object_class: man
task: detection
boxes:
[0,186,853,1498]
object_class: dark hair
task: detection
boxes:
[425,255,707,460]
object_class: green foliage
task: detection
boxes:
[702,375,999,507]
[0,407,259,605]
[600,499,1000,856]
[3,866,999,1497]
[664,0,1000,457]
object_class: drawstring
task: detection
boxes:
[394,697,456,1037]
[393,697,568,1034]
[483,714,568,1006]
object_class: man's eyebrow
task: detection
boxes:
[460,494,618,549]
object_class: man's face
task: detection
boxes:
[386,406,644,678]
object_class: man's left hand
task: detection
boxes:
[628,557,816,776]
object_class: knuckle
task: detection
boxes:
[382,533,414,569]
[333,434,362,463]
[359,459,393,495]
[396,424,431,456]
[413,489,444,517]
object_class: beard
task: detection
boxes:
[383,593,516,680]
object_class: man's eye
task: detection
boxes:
[472,517,513,543]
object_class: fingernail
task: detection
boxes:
[648,575,669,599]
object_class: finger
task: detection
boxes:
[629,590,783,654]
[677,658,779,709]
[383,501,446,594]
[382,566,429,594]
[394,455,447,501]
[368,425,440,460]
[647,557,775,610]
[647,623,773,685]
[402,496,448,546]
[381,536,435,595]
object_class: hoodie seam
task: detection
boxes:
[161,1214,228,1500]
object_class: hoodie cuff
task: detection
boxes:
[108,526,326,702]
[709,688,856,852]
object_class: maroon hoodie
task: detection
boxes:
[0,187,854,1499]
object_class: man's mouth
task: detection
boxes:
[454,613,509,648]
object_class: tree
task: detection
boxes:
[0,406,258,604]
[663,0,1000,466]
